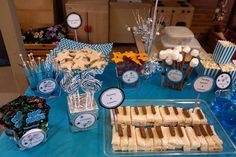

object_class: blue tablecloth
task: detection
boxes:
[0,63,234,157]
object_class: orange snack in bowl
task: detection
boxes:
[111,52,124,64]
[137,52,149,62]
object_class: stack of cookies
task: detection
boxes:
[110,105,223,152]
[53,48,108,71]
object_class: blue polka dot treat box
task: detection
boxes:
[219,63,236,84]
[213,40,236,64]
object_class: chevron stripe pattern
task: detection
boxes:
[45,38,113,75]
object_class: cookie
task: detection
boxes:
[54,50,72,62]
[60,60,74,71]
[90,60,107,69]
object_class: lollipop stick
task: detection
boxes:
[112,109,118,131]
[85,92,89,109]
[74,30,78,42]
[195,93,200,110]
[90,91,94,109]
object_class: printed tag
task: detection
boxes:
[193,76,214,92]
[99,88,125,109]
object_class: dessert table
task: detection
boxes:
[0,62,235,157]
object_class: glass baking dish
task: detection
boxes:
[103,99,236,156]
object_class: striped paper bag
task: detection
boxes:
[196,60,221,78]
[213,40,236,64]
[219,63,236,84]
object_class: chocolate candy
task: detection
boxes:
[127,125,131,137]
[115,108,119,114]
[117,124,123,137]
[164,106,170,115]
[123,106,127,115]
[177,126,183,137]
[142,106,147,115]
[196,109,204,119]
[139,126,146,138]
[183,109,190,118]
[169,126,175,136]
[173,106,179,115]
[199,124,208,136]
[206,124,214,136]
[155,126,163,139]
[193,125,201,136]
[151,106,156,114]
[147,128,154,138]
[134,106,139,115]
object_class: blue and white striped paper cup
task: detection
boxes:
[213,40,236,64]
[219,63,236,84]
[196,60,220,78]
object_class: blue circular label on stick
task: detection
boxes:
[193,76,214,93]
[37,79,57,95]
[121,70,139,84]
[66,12,82,29]
[167,69,183,83]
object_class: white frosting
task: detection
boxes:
[190,49,199,57]
[165,57,173,65]
[183,46,191,53]
[190,58,199,67]
[159,50,168,60]
[176,54,183,62]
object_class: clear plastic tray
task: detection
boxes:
[103,99,236,156]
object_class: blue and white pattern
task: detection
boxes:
[219,64,236,84]
[26,109,46,124]
[229,71,236,84]
[196,61,220,78]
[45,38,113,75]
[213,40,236,64]
[11,111,23,128]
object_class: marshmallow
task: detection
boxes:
[132,26,138,31]
[174,46,182,52]
[182,46,191,54]
[190,58,199,67]
[165,58,173,65]
[190,49,199,57]
[170,50,180,60]
[159,50,168,60]
[176,54,183,62]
